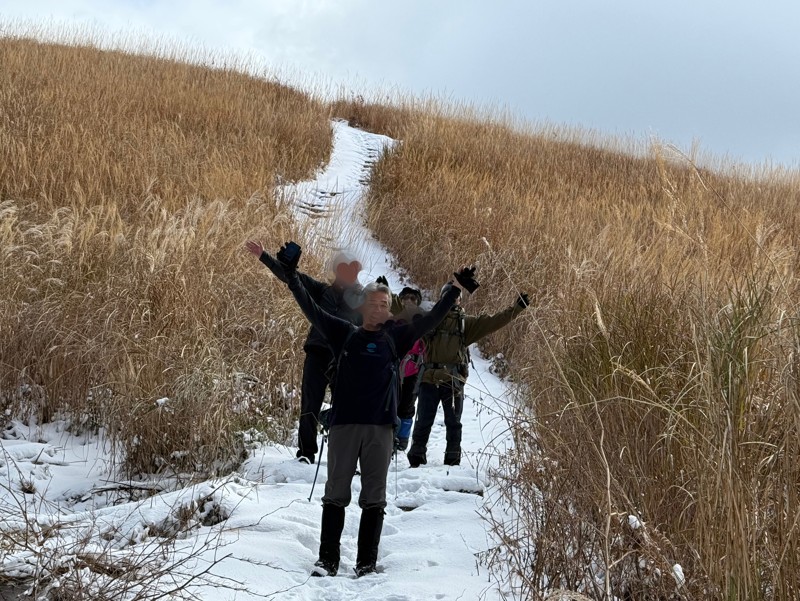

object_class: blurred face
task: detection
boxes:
[360,291,392,329]
[400,294,420,309]
[334,260,361,286]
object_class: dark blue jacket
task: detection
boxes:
[286,271,461,426]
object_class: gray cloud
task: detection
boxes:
[3,0,798,164]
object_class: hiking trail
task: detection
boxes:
[0,120,514,601]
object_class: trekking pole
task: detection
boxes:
[308,434,326,502]
[394,450,398,500]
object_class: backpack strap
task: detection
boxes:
[383,333,400,412]
[328,327,358,396]
[384,331,398,362]
[459,312,473,368]
[341,327,358,356]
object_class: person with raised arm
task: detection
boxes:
[245,240,363,465]
[407,266,530,468]
[270,240,465,578]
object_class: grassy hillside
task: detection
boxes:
[3,34,799,600]
[0,37,333,475]
[332,98,800,600]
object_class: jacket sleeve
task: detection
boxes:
[464,304,524,346]
[259,251,329,300]
[286,271,354,355]
[392,286,461,356]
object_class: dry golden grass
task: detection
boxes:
[0,36,333,475]
[3,30,800,598]
[335,97,800,599]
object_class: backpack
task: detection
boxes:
[421,309,471,381]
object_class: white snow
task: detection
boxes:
[0,120,513,600]
[627,514,642,530]
[279,120,408,291]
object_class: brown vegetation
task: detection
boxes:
[3,31,800,599]
[334,96,800,599]
[0,36,332,475]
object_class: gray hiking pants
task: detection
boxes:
[322,424,394,509]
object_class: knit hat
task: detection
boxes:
[399,286,422,305]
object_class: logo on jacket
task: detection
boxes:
[366,342,377,353]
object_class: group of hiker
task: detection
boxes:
[244,239,529,578]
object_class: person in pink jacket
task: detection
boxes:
[395,287,425,450]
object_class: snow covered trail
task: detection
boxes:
[278,120,407,287]
[0,121,514,600]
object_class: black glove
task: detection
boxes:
[318,408,331,433]
[453,266,480,294]
[517,293,530,309]
[276,241,302,274]
[376,275,389,287]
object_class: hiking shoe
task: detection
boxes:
[297,455,314,465]
[407,454,426,468]
[444,456,461,467]
[354,563,377,578]
[311,558,338,577]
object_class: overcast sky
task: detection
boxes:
[3,0,799,166]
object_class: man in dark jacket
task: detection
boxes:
[407,269,530,468]
[246,241,363,464]
[273,241,464,578]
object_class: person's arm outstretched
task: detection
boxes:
[392,283,461,356]
[272,242,354,355]
[245,240,329,300]
[464,293,529,345]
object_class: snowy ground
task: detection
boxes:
[0,121,514,600]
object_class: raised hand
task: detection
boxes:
[276,241,302,274]
[453,265,479,294]
[440,280,462,298]
[245,240,264,258]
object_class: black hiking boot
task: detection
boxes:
[444,448,461,466]
[406,453,426,468]
[314,503,345,577]
[296,450,315,465]
[311,558,339,577]
[355,507,384,577]
[354,563,378,578]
